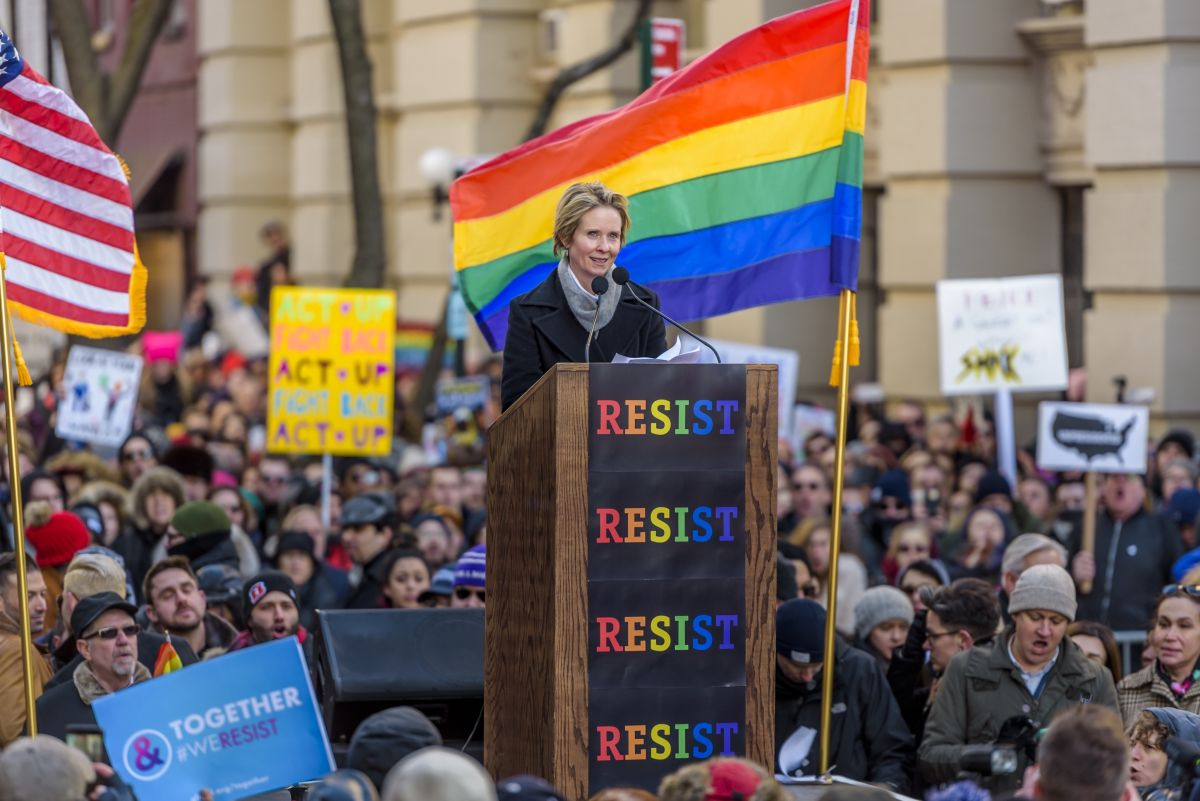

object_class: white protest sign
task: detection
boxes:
[936,275,1068,396]
[55,346,143,447]
[680,334,799,438]
[1036,402,1149,474]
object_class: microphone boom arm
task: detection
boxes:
[619,279,722,364]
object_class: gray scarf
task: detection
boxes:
[558,257,620,335]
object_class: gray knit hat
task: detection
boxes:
[1008,563,1077,621]
[0,736,95,801]
[853,585,914,641]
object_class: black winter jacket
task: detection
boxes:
[500,268,667,410]
[1072,509,1182,630]
[775,640,914,792]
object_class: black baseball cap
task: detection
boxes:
[69,591,136,637]
[340,492,394,528]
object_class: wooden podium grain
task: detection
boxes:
[485,364,777,799]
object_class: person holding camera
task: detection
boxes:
[918,564,1118,793]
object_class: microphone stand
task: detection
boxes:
[611,268,722,363]
[584,275,610,364]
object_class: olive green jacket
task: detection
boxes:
[919,632,1119,793]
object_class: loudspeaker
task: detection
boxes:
[313,608,484,757]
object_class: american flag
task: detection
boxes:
[0,30,145,337]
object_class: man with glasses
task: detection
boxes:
[887,578,999,744]
[919,565,1118,794]
[35,591,150,740]
[450,545,485,609]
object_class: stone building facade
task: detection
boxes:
[73,0,1200,428]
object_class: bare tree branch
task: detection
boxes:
[46,0,106,131]
[105,0,174,144]
[524,0,652,142]
[328,0,387,289]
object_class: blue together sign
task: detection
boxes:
[92,638,334,801]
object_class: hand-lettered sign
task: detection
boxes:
[267,287,395,456]
[55,345,143,447]
[936,275,1068,396]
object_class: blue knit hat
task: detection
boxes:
[454,545,486,589]
[776,599,827,664]
[872,469,911,508]
[1168,488,1200,528]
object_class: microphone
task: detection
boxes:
[584,275,610,364]
[611,267,722,364]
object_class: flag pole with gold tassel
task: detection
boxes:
[0,254,38,735]
[818,287,858,776]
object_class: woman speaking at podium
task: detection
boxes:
[500,182,667,410]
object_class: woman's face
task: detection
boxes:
[899,571,939,612]
[892,529,931,571]
[28,477,64,513]
[1155,596,1200,673]
[806,527,831,574]
[566,206,622,285]
[869,620,909,660]
[384,557,431,610]
[1163,464,1194,502]
[144,488,177,528]
[1071,634,1108,669]
[120,437,156,483]
[278,550,314,587]
[1130,738,1168,788]
[211,488,245,528]
[966,509,1004,548]
[98,501,121,544]
[416,521,452,567]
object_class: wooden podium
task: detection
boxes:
[485,363,777,799]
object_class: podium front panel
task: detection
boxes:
[485,363,776,799]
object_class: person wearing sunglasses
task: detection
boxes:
[451,545,486,609]
[34,591,149,741]
[1118,584,1200,726]
[117,432,158,488]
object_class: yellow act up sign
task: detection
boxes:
[267,287,395,456]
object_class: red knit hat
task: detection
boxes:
[705,760,764,801]
[25,506,91,568]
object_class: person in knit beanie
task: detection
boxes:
[919,563,1119,794]
[853,585,914,671]
[23,500,90,635]
[451,545,485,609]
[166,501,239,573]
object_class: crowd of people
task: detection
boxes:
[0,226,1196,799]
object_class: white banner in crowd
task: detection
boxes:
[936,275,1069,396]
[55,346,143,447]
[1036,401,1149,474]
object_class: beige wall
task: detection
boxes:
[195,0,1199,427]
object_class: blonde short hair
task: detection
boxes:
[62,553,126,599]
[552,182,631,257]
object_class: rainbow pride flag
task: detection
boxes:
[450,0,868,350]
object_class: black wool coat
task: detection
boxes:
[500,268,668,410]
